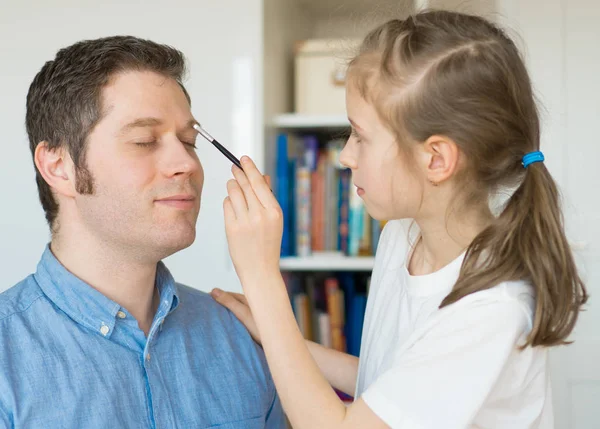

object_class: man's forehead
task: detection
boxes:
[100,70,189,109]
[96,72,194,133]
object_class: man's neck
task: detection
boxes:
[51,232,160,336]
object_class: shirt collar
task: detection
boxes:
[35,245,180,338]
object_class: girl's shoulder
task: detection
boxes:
[460,280,535,310]
[441,280,536,333]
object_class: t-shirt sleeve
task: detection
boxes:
[360,297,531,429]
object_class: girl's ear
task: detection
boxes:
[421,135,459,185]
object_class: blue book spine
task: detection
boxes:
[338,169,350,254]
[276,133,291,256]
[338,273,355,350]
[348,295,367,357]
[289,157,297,256]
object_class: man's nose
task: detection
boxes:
[161,138,201,179]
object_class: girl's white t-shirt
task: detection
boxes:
[356,220,553,429]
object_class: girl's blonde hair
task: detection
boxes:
[349,10,587,347]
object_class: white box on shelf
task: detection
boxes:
[294,39,360,115]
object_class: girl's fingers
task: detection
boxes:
[230,292,249,306]
[223,196,236,222]
[232,165,261,211]
[226,179,248,219]
[240,157,278,208]
[211,289,252,324]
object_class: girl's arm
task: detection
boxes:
[306,340,359,396]
[211,289,359,396]
[241,271,387,429]
[221,157,389,429]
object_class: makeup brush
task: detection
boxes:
[193,123,243,170]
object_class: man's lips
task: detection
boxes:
[155,195,196,209]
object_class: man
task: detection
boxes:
[0,35,285,428]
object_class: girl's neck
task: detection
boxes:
[409,208,493,276]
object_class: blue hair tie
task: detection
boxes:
[522,151,544,168]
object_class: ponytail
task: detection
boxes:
[442,163,588,347]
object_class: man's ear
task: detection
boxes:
[34,142,77,198]
[421,135,459,186]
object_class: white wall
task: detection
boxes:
[263,0,314,181]
[496,0,600,427]
[0,0,264,293]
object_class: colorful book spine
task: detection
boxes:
[359,211,372,256]
[348,182,364,257]
[295,166,312,257]
[338,168,351,254]
[303,135,319,170]
[311,152,326,252]
[318,312,332,348]
[326,278,346,352]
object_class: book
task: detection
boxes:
[295,166,311,257]
[276,133,292,256]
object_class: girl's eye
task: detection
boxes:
[183,142,198,149]
[350,128,363,143]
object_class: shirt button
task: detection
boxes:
[100,325,109,336]
[117,311,126,319]
[146,353,151,361]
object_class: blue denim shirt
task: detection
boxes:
[0,246,285,428]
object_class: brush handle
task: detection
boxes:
[211,138,243,170]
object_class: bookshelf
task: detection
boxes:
[280,254,375,271]
[271,113,350,130]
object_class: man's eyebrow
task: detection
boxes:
[117,118,198,135]
[118,117,163,135]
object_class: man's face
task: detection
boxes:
[73,70,203,261]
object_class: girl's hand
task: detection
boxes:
[223,156,283,285]
[211,288,262,345]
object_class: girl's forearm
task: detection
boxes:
[244,271,348,429]
[305,340,359,396]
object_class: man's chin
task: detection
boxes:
[150,228,196,260]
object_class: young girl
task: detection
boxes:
[211,10,587,429]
